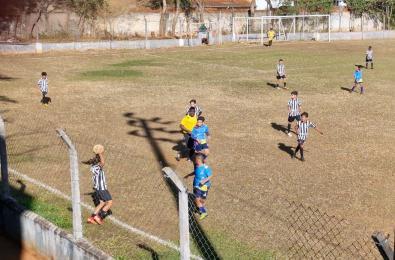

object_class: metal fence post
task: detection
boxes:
[162,167,190,260]
[56,129,83,240]
[144,16,148,49]
[0,116,10,196]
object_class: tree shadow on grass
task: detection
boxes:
[0,96,17,104]
[0,74,17,81]
[123,112,220,259]
[137,243,159,260]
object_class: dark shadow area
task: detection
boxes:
[123,112,221,259]
[0,76,15,81]
[278,143,294,156]
[0,96,17,104]
[41,96,52,105]
[111,59,163,68]
[340,87,352,92]
[137,243,159,260]
[266,82,277,88]
[271,122,288,134]
[0,179,34,259]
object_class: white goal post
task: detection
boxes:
[232,14,331,44]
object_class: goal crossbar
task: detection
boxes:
[232,15,331,43]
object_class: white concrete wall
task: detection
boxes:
[0,197,112,260]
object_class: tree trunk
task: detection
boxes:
[171,0,180,36]
[30,10,43,39]
[159,0,168,36]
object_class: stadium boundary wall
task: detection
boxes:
[0,31,395,54]
[0,196,112,260]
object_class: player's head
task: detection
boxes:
[189,99,196,106]
[41,72,47,78]
[270,27,273,30]
[279,59,283,64]
[194,153,205,165]
[188,107,196,117]
[291,91,298,98]
[368,46,372,50]
[355,65,360,70]
[301,112,309,121]
[197,116,205,127]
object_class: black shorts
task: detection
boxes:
[288,115,300,123]
[276,75,286,80]
[95,190,112,202]
[297,139,305,145]
[187,136,194,149]
[366,58,373,63]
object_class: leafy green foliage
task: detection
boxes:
[67,0,108,22]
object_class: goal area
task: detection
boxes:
[232,15,331,44]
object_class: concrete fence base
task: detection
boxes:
[0,31,394,54]
[0,196,112,260]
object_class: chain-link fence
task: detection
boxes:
[0,109,392,259]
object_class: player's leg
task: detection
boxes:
[299,142,305,161]
[371,61,373,69]
[350,81,357,93]
[360,83,364,94]
[283,76,287,88]
[287,116,293,136]
[276,76,280,88]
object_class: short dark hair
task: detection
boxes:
[195,153,205,162]
[291,91,298,95]
[190,99,196,104]
[368,45,372,48]
[41,72,47,76]
[188,107,196,112]
[301,112,309,117]
[197,116,205,122]
[279,59,283,62]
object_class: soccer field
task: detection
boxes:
[1,40,394,258]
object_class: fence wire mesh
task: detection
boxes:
[0,109,388,259]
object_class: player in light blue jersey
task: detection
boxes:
[187,154,213,220]
[191,116,210,157]
[350,65,365,94]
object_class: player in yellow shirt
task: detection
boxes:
[178,107,198,161]
[267,28,276,47]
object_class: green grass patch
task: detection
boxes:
[111,59,162,67]
[11,188,73,230]
[80,69,143,80]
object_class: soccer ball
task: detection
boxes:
[93,144,104,154]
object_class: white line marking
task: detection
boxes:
[9,168,202,260]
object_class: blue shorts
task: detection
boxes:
[194,187,209,199]
[194,143,209,152]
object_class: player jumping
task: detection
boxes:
[83,145,113,225]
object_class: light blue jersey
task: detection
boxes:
[354,70,363,82]
[191,125,209,143]
[193,164,212,189]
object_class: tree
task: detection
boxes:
[30,0,66,39]
[66,0,108,35]
[138,0,168,36]
[171,0,181,36]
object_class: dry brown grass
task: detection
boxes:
[1,40,394,257]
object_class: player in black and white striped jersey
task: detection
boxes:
[83,145,113,225]
[365,46,373,69]
[37,72,50,105]
[292,112,323,161]
[185,99,203,117]
[286,91,302,137]
[276,59,287,89]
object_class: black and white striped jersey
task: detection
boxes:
[277,64,286,76]
[288,98,301,116]
[90,164,108,191]
[38,78,48,93]
[297,120,316,140]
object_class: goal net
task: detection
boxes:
[232,15,331,44]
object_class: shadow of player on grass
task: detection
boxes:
[123,112,221,259]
